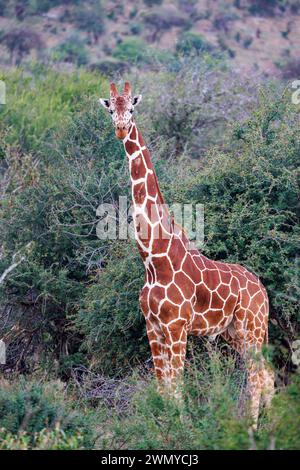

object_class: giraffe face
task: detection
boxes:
[99,82,142,140]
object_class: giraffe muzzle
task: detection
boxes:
[115,127,128,140]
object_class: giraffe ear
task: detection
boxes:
[132,95,142,107]
[99,98,110,109]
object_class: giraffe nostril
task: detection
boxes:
[123,126,125,130]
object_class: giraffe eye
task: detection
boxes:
[110,110,114,115]
[130,109,134,114]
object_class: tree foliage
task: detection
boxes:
[73,0,105,44]
[52,36,89,66]
[0,378,96,449]
[1,29,44,65]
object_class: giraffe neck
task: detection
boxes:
[123,122,173,262]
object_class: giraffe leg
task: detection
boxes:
[145,317,172,392]
[246,355,264,429]
[246,356,275,426]
[221,326,265,429]
[162,320,188,402]
[260,363,275,409]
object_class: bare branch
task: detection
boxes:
[0,242,33,285]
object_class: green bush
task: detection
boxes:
[0,66,105,152]
[112,37,152,65]
[73,0,105,43]
[142,5,189,32]
[5,0,82,18]
[138,59,257,155]
[27,0,63,15]
[275,56,300,79]
[89,58,129,76]
[143,0,163,6]
[52,36,89,66]
[77,242,147,374]
[112,38,173,67]
[177,0,198,15]
[0,71,110,372]
[247,0,299,15]
[0,379,95,448]
[1,359,299,450]
[130,22,142,35]
[21,0,65,16]
[176,32,214,56]
[213,11,240,31]
[262,373,300,449]
[0,426,84,450]
[1,29,44,65]
[243,35,253,49]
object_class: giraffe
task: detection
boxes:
[99,82,275,428]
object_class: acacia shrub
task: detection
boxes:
[176,31,214,56]
[0,378,96,449]
[76,242,147,375]
[138,60,258,157]
[73,0,105,43]
[112,38,155,65]
[0,75,131,373]
[52,36,89,66]
[1,29,44,65]
[0,67,106,152]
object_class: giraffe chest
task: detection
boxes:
[140,254,240,337]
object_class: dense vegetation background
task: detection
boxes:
[0,0,300,450]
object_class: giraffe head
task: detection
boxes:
[99,82,142,140]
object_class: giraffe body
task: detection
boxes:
[99,82,275,428]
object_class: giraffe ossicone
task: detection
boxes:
[99,81,275,428]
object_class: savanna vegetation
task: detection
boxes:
[0,0,300,77]
[0,0,300,451]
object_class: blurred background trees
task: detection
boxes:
[0,0,299,78]
[2,29,44,65]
